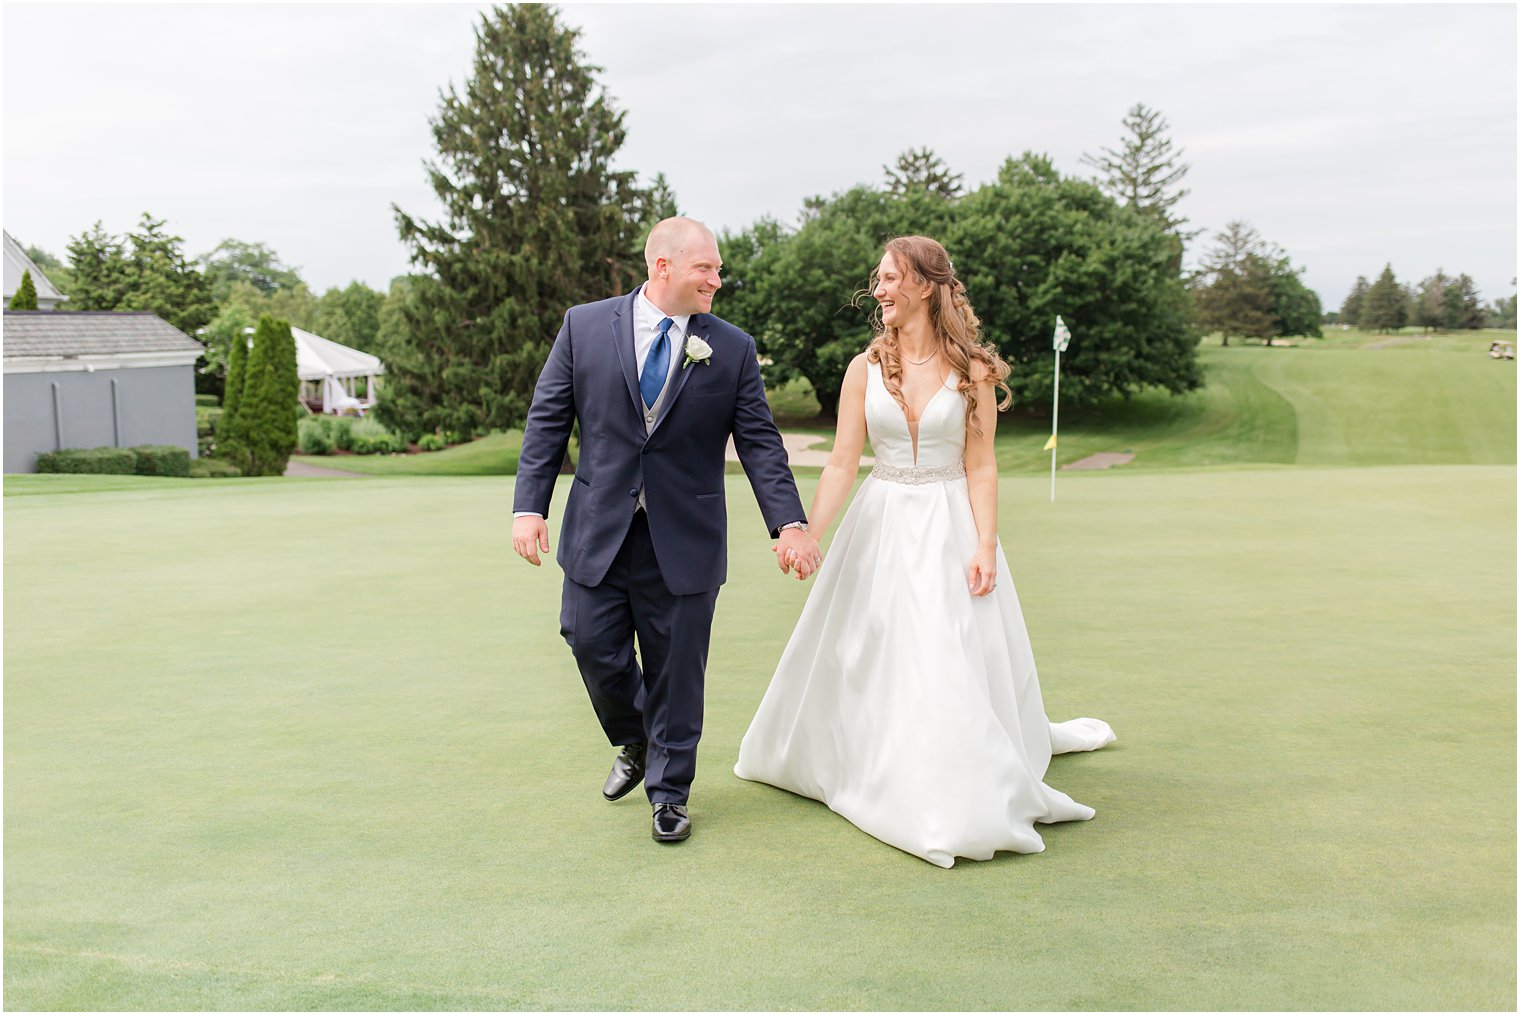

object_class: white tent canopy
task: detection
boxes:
[292,327,385,414]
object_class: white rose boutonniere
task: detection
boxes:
[682,334,713,369]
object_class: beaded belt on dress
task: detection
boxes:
[870,460,966,485]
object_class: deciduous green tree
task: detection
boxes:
[386,3,646,438]
[1443,274,1482,330]
[741,185,957,418]
[312,281,385,351]
[199,239,304,302]
[314,287,358,346]
[1413,270,1452,332]
[22,244,73,294]
[949,153,1200,406]
[1264,255,1323,338]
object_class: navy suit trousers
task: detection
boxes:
[559,511,719,805]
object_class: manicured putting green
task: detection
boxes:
[5,466,1513,1009]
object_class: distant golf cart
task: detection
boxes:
[1488,340,1514,360]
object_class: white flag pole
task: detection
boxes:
[1049,316,1071,502]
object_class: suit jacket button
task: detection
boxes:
[629,488,638,497]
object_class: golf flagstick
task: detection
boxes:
[1048,316,1071,502]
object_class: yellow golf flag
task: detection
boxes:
[1043,434,1057,451]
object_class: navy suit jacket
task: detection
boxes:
[513,287,806,596]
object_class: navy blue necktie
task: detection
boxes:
[640,317,673,408]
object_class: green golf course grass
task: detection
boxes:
[4,338,1516,1009]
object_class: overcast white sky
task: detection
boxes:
[4,3,1515,309]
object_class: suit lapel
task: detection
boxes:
[611,288,643,418]
[651,314,704,433]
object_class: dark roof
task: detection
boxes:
[2,311,204,358]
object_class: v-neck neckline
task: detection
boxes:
[880,366,954,465]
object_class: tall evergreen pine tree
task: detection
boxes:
[1360,265,1408,333]
[385,4,646,439]
[218,326,252,463]
[9,269,39,309]
[219,316,297,476]
[1339,276,1370,327]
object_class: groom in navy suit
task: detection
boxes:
[512,217,821,843]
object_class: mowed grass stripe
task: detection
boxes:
[4,468,1514,1010]
[1252,347,1518,466]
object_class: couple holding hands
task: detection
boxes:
[512,217,1112,868]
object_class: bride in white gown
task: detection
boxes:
[734,235,1114,868]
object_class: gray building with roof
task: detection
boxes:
[3,311,204,473]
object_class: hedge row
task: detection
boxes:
[36,444,192,478]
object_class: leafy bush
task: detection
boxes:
[349,417,405,455]
[35,447,138,474]
[129,445,191,478]
[190,457,243,478]
[196,406,223,438]
[298,418,333,455]
[417,433,446,452]
[331,417,357,451]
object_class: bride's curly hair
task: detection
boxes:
[859,235,1012,439]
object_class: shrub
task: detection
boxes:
[129,445,191,478]
[349,417,404,455]
[196,406,223,438]
[331,417,357,451]
[417,433,446,452]
[35,447,138,474]
[190,457,243,479]
[298,418,333,455]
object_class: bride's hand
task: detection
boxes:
[967,546,996,597]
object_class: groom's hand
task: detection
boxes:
[773,527,821,581]
[512,515,551,566]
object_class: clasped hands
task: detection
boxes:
[512,514,823,582]
[773,527,822,581]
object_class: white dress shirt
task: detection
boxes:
[635,288,689,403]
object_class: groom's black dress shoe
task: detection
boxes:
[652,803,691,842]
[602,744,646,801]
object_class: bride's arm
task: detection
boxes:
[965,364,1000,597]
[805,354,869,536]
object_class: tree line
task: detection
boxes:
[27,3,1509,449]
[1333,266,1514,333]
[374,6,1226,431]
[23,224,399,402]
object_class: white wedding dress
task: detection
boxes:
[735,362,1115,868]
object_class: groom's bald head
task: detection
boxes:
[644,217,717,277]
[642,217,722,316]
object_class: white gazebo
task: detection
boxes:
[293,327,385,415]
